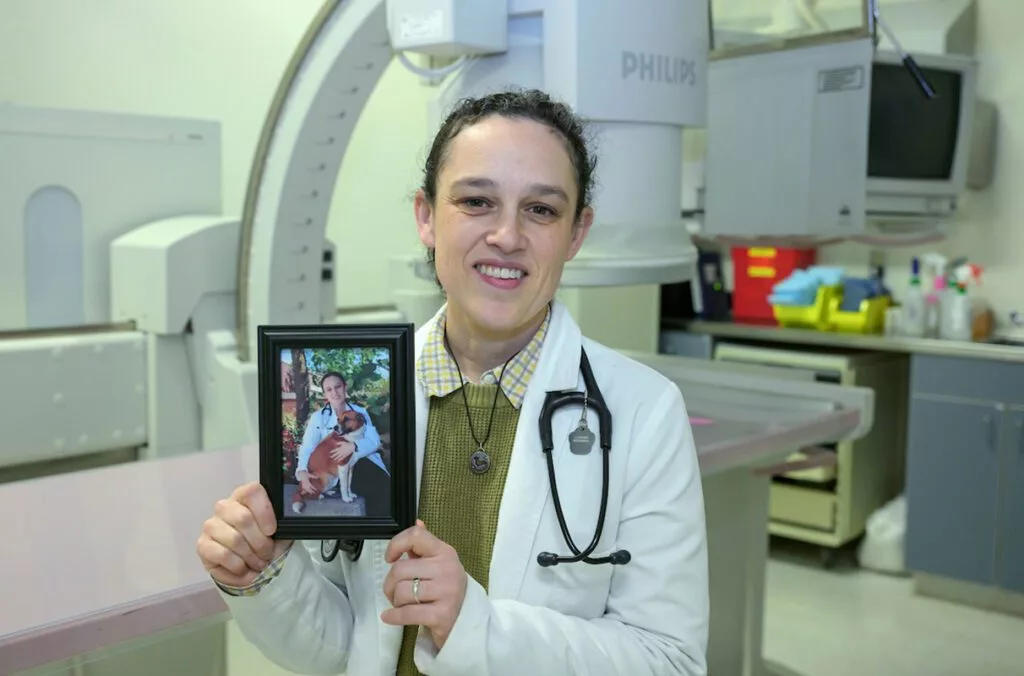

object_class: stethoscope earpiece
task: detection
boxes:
[537,549,631,567]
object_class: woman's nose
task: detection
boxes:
[487,212,524,251]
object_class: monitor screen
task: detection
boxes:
[867,63,962,181]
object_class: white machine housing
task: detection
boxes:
[700,0,996,238]
[0,105,221,332]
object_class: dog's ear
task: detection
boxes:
[357,412,366,425]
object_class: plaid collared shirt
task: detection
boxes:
[415,305,551,409]
[216,305,552,597]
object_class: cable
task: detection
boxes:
[874,12,936,99]
[394,51,471,80]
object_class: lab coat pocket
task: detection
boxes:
[540,555,614,619]
[537,498,617,618]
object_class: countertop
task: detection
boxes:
[669,319,1024,364]
[0,446,255,674]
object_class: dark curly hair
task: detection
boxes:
[419,87,599,290]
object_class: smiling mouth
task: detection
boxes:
[475,264,526,280]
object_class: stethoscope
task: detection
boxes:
[322,347,631,567]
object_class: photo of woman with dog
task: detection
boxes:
[280,347,392,519]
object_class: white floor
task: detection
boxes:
[763,543,1024,676]
[225,546,1024,676]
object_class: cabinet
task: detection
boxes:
[998,406,1024,593]
[710,343,908,558]
[904,355,1024,595]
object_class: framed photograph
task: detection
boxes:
[257,323,416,541]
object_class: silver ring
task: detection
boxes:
[412,577,422,604]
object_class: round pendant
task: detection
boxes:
[469,448,491,475]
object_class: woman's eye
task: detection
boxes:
[529,205,557,217]
[462,198,490,209]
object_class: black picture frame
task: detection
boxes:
[257,323,416,541]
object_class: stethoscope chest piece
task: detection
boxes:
[320,539,364,562]
[568,391,596,455]
[321,539,340,562]
[568,421,595,455]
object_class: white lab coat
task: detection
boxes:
[220,301,709,676]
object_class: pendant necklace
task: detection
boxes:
[445,331,517,476]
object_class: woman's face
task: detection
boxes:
[414,116,593,339]
[322,375,347,411]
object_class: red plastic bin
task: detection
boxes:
[731,246,817,324]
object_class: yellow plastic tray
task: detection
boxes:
[772,285,839,330]
[826,294,891,334]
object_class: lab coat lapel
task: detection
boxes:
[488,302,582,600]
[412,310,438,506]
[377,318,435,671]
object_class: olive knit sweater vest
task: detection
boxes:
[395,382,521,675]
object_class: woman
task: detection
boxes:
[294,371,389,516]
[196,88,709,675]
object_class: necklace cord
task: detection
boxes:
[444,330,519,453]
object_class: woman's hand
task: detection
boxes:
[381,520,468,650]
[196,481,292,588]
[330,440,355,463]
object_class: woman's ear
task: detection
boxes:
[566,206,594,261]
[413,189,435,248]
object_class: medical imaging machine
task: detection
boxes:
[2,0,990,674]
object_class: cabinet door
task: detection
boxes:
[997,407,1024,594]
[905,396,1002,586]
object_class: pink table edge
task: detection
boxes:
[0,582,228,674]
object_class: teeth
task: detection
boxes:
[477,264,524,280]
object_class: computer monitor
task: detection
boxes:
[865,49,978,219]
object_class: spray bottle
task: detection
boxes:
[920,252,949,339]
[901,256,926,336]
[941,263,984,341]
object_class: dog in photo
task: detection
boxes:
[292,409,367,513]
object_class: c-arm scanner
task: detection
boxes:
[0,0,875,480]
[77,0,719,460]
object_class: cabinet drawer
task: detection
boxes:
[910,355,1024,404]
[659,331,713,359]
[770,484,835,531]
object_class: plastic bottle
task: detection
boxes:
[901,256,926,337]
[924,276,944,339]
[941,263,983,341]
[941,284,973,341]
[919,253,949,339]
